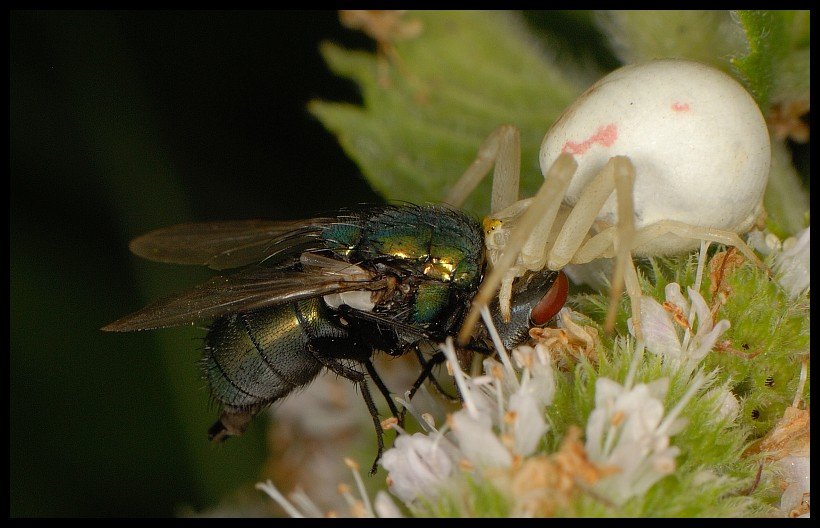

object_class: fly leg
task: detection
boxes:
[401,339,495,422]
[363,358,401,422]
[398,348,447,425]
[306,340,388,475]
[356,376,387,475]
[412,346,457,400]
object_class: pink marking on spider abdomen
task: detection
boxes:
[671,102,690,112]
[562,123,618,156]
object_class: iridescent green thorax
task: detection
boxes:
[316,205,484,332]
[334,205,484,289]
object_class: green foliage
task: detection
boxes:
[310,11,581,218]
[704,260,810,436]
[765,139,810,239]
[731,11,789,109]
[595,11,746,71]
[740,10,811,239]
[731,10,810,109]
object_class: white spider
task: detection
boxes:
[448,59,771,343]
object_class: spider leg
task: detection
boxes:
[444,125,521,212]
[543,156,637,336]
[458,153,578,345]
[630,220,766,271]
[607,157,637,335]
[546,157,631,268]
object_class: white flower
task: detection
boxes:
[629,282,730,371]
[585,373,706,506]
[381,332,560,507]
[778,455,810,518]
[747,229,784,255]
[748,227,811,299]
[380,431,455,504]
[449,410,514,468]
[775,227,810,299]
[508,345,554,456]
[512,345,556,408]
[373,491,404,518]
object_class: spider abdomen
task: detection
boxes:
[540,59,770,255]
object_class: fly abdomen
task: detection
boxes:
[203,297,349,411]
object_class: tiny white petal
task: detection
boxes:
[665,282,689,314]
[687,286,714,334]
[778,455,810,515]
[534,343,551,366]
[463,382,496,429]
[585,409,607,460]
[472,375,495,386]
[747,230,773,256]
[528,359,556,408]
[512,345,534,370]
[775,227,810,299]
[450,411,513,468]
[765,232,783,252]
[634,296,683,361]
[645,377,670,402]
[706,387,740,422]
[689,319,730,365]
[509,390,548,456]
[592,377,624,414]
[663,417,688,437]
[374,491,404,518]
[380,433,453,503]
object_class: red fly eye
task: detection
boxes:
[530,271,568,326]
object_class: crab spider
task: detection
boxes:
[451,59,771,344]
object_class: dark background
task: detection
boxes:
[10,10,379,517]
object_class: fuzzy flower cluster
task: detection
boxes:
[377,307,705,515]
[380,334,557,509]
[584,371,706,506]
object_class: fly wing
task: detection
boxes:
[102,254,386,332]
[127,218,335,270]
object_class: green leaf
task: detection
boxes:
[764,138,810,238]
[730,11,810,236]
[771,10,810,105]
[731,10,790,110]
[310,11,582,218]
[595,10,747,72]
